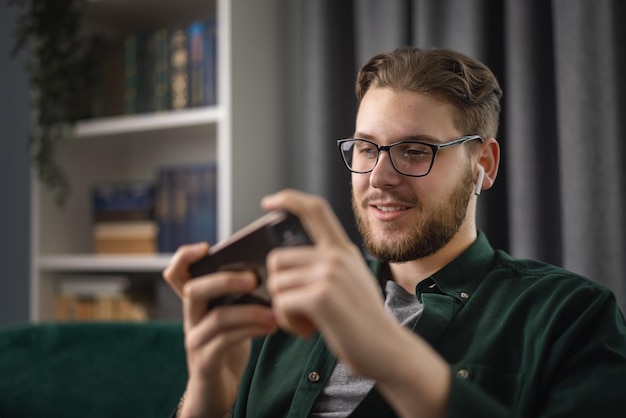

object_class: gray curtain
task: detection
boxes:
[277,0,626,310]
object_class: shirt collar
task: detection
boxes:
[426,230,495,300]
[369,231,496,302]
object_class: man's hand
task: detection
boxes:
[262,189,394,377]
[262,189,450,418]
[163,244,278,417]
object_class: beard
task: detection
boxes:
[353,164,475,263]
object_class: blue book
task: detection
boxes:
[156,164,217,252]
[92,181,155,222]
[188,21,206,107]
[203,18,217,106]
[155,169,175,252]
[188,164,217,245]
[171,168,192,249]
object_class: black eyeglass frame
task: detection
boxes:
[336,135,483,177]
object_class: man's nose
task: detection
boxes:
[369,150,402,188]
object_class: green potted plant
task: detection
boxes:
[9,0,100,205]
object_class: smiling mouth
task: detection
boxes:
[374,205,408,212]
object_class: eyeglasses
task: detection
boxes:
[336,135,483,177]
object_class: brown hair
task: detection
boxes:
[356,47,503,139]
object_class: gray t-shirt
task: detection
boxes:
[309,280,424,417]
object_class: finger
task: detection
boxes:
[266,247,346,310]
[261,189,352,247]
[271,284,320,338]
[265,248,331,338]
[266,245,315,270]
[163,242,209,298]
[186,304,277,352]
[266,245,363,295]
[182,271,257,332]
[189,319,277,379]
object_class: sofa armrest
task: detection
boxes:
[0,321,187,418]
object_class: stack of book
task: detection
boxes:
[92,181,158,254]
[155,163,217,253]
[55,276,148,322]
[123,18,217,115]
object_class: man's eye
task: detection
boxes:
[399,144,431,158]
[406,148,429,156]
[356,145,378,157]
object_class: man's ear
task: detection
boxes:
[475,138,500,194]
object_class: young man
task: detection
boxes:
[164,47,626,417]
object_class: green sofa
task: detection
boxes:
[0,321,187,418]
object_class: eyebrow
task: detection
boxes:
[352,131,441,143]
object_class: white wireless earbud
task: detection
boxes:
[474,165,485,196]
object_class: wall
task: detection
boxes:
[0,3,32,326]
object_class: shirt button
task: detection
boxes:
[460,292,470,300]
[457,369,469,380]
[308,371,321,383]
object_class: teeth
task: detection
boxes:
[377,206,405,212]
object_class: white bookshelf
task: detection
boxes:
[38,255,172,273]
[30,0,284,321]
[75,106,224,138]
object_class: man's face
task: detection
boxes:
[351,88,474,263]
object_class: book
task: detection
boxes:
[56,294,148,322]
[188,19,218,107]
[151,28,170,112]
[188,163,217,244]
[123,33,139,114]
[93,220,158,254]
[92,181,155,222]
[203,17,218,106]
[124,32,151,114]
[55,275,148,322]
[155,163,217,252]
[97,39,124,117]
[189,21,206,107]
[155,168,176,253]
[93,220,158,240]
[91,181,158,254]
[93,238,157,254]
[138,32,152,113]
[57,275,129,297]
[119,19,216,114]
[169,26,189,110]
[171,167,192,250]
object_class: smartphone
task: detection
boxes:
[188,210,313,309]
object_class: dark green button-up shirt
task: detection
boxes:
[232,232,626,417]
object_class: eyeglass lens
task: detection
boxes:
[340,140,434,176]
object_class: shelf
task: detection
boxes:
[84,0,215,37]
[75,106,223,139]
[38,254,173,273]
[30,0,284,322]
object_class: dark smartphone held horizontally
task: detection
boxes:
[188,210,313,309]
